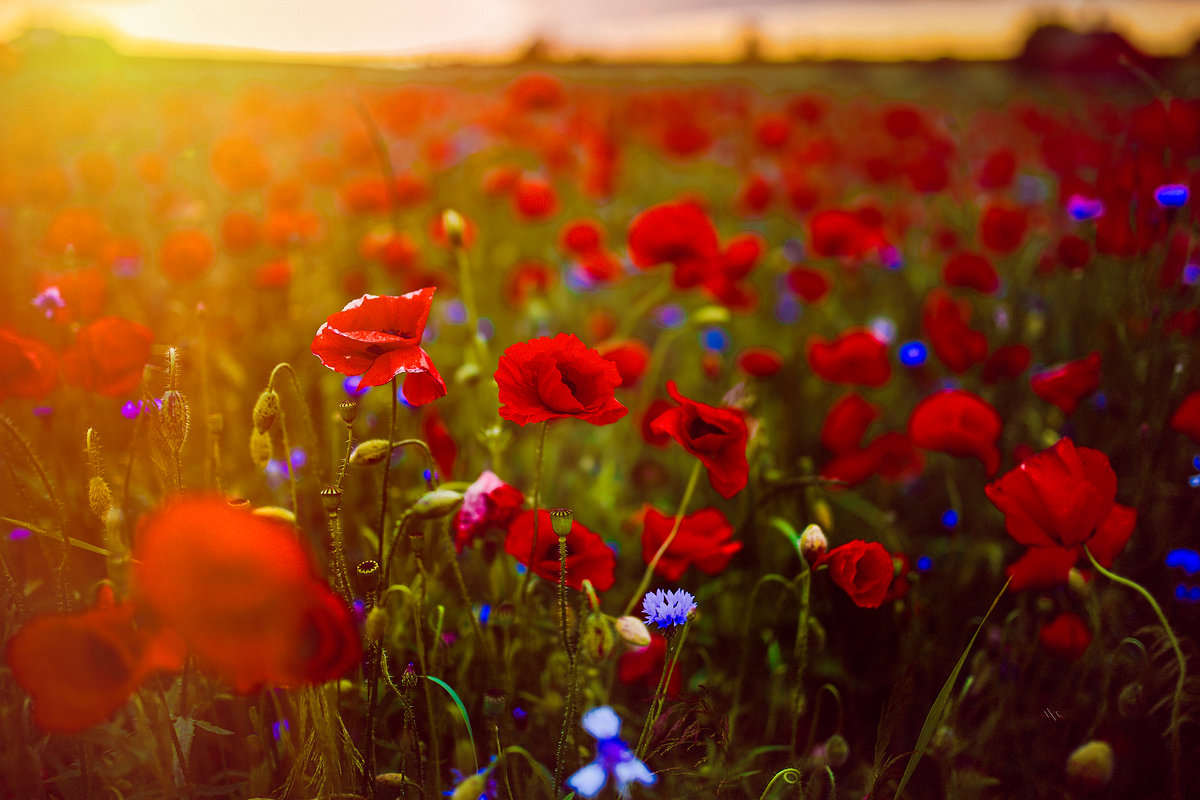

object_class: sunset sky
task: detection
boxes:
[3,0,1198,61]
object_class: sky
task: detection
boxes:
[3,0,1199,61]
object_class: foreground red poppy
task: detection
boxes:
[495,333,627,426]
[649,381,749,498]
[311,287,446,404]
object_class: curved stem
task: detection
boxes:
[622,460,703,617]
[757,768,803,800]
[1084,546,1185,800]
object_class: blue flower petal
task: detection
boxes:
[567,761,608,798]
[581,706,622,740]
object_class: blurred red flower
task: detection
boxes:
[596,338,652,388]
[639,505,741,581]
[559,219,605,256]
[821,393,880,454]
[639,398,674,449]
[505,509,615,592]
[649,380,749,498]
[62,316,154,398]
[453,470,523,552]
[627,201,720,288]
[1031,351,1101,415]
[979,204,1029,254]
[923,289,989,374]
[735,347,784,378]
[907,389,1002,476]
[0,328,58,401]
[809,210,882,259]
[421,405,457,480]
[311,287,446,404]
[982,344,1032,385]
[159,228,215,283]
[813,540,895,608]
[512,177,559,221]
[495,333,626,426]
[985,438,1135,591]
[1039,612,1092,660]
[977,148,1016,189]
[785,266,834,305]
[1170,390,1200,444]
[807,328,892,387]
[942,252,999,294]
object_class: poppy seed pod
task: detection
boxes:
[354,560,380,596]
[375,773,407,789]
[251,506,296,525]
[320,486,342,515]
[350,439,392,467]
[1065,740,1114,790]
[1118,682,1145,717]
[410,489,464,520]
[252,389,280,434]
[449,774,487,800]
[548,507,574,538]
[482,688,507,718]
[160,389,190,452]
[338,400,358,425]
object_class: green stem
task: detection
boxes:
[1084,546,1185,800]
[553,531,577,795]
[622,460,703,617]
[518,421,548,602]
[636,616,693,760]
[757,768,803,800]
[791,567,812,755]
[377,378,400,566]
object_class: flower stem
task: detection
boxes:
[635,615,693,760]
[518,421,548,602]
[377,377,400,565]
[623,460,703,617]
[1084,546,1185,800]
[553,531,578,794]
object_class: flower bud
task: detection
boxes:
[449,774,486,800]
[442,209,466,248]
[548,507,574,538]
[252,506,296,525]
[1065,740,1113,791]
[375,773,407,789]
[410,489,464,520]
[161,389,190,452]
[88,475,112,519]
[250,428,272,468]
[350,439,392,467]
[252,389,280,434]
[824,734,849,768]
[365,606,390,643]
[799,524,828,564]
[579,613,615,663]
[615,616,651,647]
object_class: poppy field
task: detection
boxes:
[1,50,1199,800]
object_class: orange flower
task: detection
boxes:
[159,229,215,283]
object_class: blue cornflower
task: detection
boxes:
[567,706,656,798]
[641,588,696,629]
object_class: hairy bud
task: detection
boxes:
[252,389,280,434]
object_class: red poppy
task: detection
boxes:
[134,496,360,692]
[639,398,674,449]
[754,113,791,149]
[253,258,292,289]
[734,173,773,217]
[361,231,420,276]
[61,316,154,398]
[495,333,627,426]
[814,540,894,608]
[505,71,567,113]
[907,389,1003,476]
[785,266,834,305]
[979,204,1029,254]
[512,177,559,221]
[626,201,720,289]
[1038,613,1092,660]
[453,470,524,552]
[821,393,880,454]
[807,328,891,387]
[822,433,921,487]
[311,287,446,404]
[701,233,763,312]
[504,510,615,592]
[618,633,681,698]
[559,219,605,256]
[978,148,1016,189]
[429,211,478,249]
[735,347,784,378]
[421,405,457,480]
[1056,235,1092,271]
[649,381,749,498]
[1031,351,1101,415]
[159,228,215,283]
[6,601,185,733]
[982,344,1032,384]
[923,289,989,374]
[596,338,652,388]
[0,329,58,401]
[942,252,999,294]
[1170,390,1200,444]
[986,438,1135,591]
[639,505,741,581]
[809,210,881,259]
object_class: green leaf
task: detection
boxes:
[426,674,477,773]
[194,720,234,736]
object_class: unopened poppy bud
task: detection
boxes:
[411,489,464,520]
[320,486,343,514]
[449,774,487,800]
[1067,567,1088,594]
[338,401,358,425]
[824,734,849,768]
[252,389,280,434]
[548,507,574,538]
[365,606,389,643]
[1065,740,1113,791]
[375,773,407,790]
[1117,682,1145,717]
[813,499,834,533]
[482,688,507,718]
[249,428,272,468]
[799,524,828,564]
[442,209,466,247]
[350,439,392,467]
[579,613,615,663]
[615,615,651,647]
[355,560,380,595]
[252,506,296,525]
[161,389,190,452]
[88,476,112,519]
[401,662,418,690]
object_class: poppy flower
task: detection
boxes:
[735,347,784,378]
[626,202,720,289]
[311,287,446,404]
[42,208,108,259]
[942,252,1000,294]
[985,438,1135,590]
[785,266,834,304]
[649,381,749,498]
[809,210,881,259]
[61,316,154,398]
[559,219,605,256]
[1031,351,1101,415]
[5,601,186,733]
[821,393,880,454]
[813,540,895,608]
[822,433,922,488]
[617,633,680,698]
[159,228,215,283]
[133,496,360,692]
[1170,390,1200,444]
[982,344,1032,384]
[596,338,652,388]
[702,233,763,312]
[502,260,556,309]
[512,177,559,221]
[978,148,1017,189]
[639,505,741,581]
[1038,613,1092,660]
[421,405,457,479]
[505,71,567,113]
[734,173,773,217]
[504,510,615,592]
[923,289,989,374]
[807,328,892,387]
[0,328,58,401]
[452,470,524,552]
[495,333,626,427]
[980,204,1029,254]
[907,389,1003,476]
[1056,235,1092,271]
[639,398,675,448]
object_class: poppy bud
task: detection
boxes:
[350,439,392,467]
[251,506,296,525]
[1065,740,1113,791]
[88,476,112,519]
[410,489,464,520]
[161,389,190,453]
[320,486,342,515]
[250,428,272,468]
[824,734,849,768]
[1117,682,1145,717]
[579,613,615,663]
[615,615,651,647]
[365,606,389,643]
[252,389,280,434]
[442,209,466,248]
[338,401,358,425]
[375,773,407,790]
[548,507,574,538]
[799,524,828,564]
[449,774,487,800]
[455,362,481,385]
